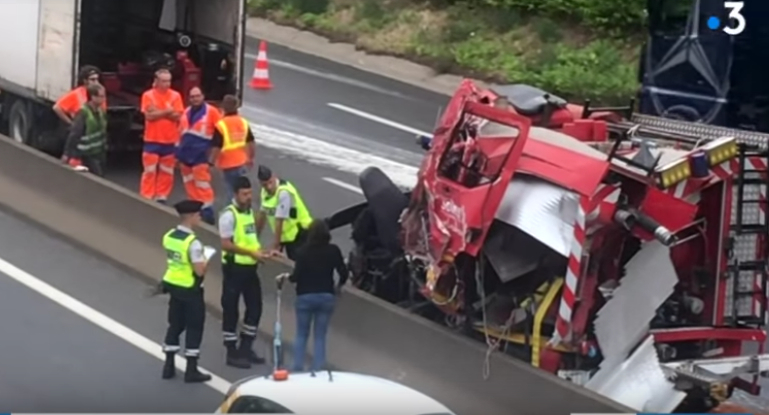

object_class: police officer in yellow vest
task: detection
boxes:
[256,166,313,260]
[218,176,273,368]
[161,200,212,383]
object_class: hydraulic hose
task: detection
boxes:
[614,208,675,246]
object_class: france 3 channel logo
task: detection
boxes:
[708,1,746,35]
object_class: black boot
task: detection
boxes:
[226,342,251,369]
[162,352,176,379]
[248,349,267,365]
[240,336,266,365]
[184,357,212,383]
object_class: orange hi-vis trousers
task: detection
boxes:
[140,150,176,202]
[180,163,214,207]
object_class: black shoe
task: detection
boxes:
[249,350,266,365]
[162,352,176,379]
[226,346,251,369]
[184,357,212,383]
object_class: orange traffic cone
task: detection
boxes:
[250,40,273,90]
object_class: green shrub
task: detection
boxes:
[288,0,330,15]
[357,0,386,20]
[534,17,562,42]
[251,0,643,104]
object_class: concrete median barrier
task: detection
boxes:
[0,134,632,415]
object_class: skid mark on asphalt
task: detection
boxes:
[248,121,419,190]
[0,255,231,394]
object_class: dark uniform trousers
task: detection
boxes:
[221,263,262,348]
[282,227,307,261]
[163,281,206,357]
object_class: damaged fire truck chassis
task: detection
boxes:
[330,81,769,412]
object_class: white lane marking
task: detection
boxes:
[245,53,405,98]
[326,103,433,137]
[0,256,231,394]
[323,177,363,194]
[249,122,419,190]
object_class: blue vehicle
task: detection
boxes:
[639,0,769,131]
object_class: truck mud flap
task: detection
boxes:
[0,134,633,415]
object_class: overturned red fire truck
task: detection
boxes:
[328,80,769,412]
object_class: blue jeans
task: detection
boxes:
[291,293,336,372]
[222,165,249,201]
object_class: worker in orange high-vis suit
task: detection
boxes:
[209,95,256,202]
[53,65,107,125]
[176,87,222,224]
[140,69,185,204]
[54,65,108,166]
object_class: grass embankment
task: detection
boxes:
[248,0,647,105]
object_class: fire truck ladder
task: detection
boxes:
[728,144,769,327]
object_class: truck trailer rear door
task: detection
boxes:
[234,0,246,101]
[35,0,79,101]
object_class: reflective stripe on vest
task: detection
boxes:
[215,116,250,168]
[260,180,313,243]
[162,229,197,288]
[77,106,107,154]
[216,116,250,151]
[180,104,214,140]
[222,205,261,265]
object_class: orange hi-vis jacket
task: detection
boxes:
[56,86,107,117]
[215,115,250,169]
[141,88,184,145]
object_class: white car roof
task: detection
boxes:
[233,371,455,415]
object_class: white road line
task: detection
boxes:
[323,177,363,194]
[244,53,405,98]
[326,103,433,137]
[0,256,231,394]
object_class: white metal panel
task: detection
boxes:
[495,174,578,257]
[587,241,684,411]
[592,240,678,362]
[585,336,686,412]
[35,0,78,101]
[0,0,42,90]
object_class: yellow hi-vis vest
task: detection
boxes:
[222,204,261,265]
[162,228,197,288]
[260,180,312,243]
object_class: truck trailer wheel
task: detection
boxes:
[8,100,31,145]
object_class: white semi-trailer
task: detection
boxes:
[0,0,247,156]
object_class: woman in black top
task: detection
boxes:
[281,219,348,372]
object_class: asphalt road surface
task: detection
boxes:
[0,208,273,413]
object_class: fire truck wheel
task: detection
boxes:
[358,167,410,252]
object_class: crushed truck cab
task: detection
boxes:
[331,80,769,413]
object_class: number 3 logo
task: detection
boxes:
[723,1,746,35]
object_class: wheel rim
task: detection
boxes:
[11,116,24,143]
